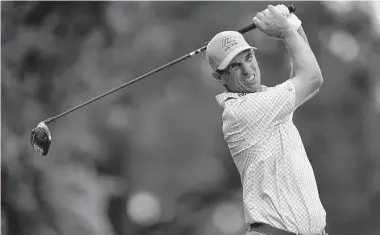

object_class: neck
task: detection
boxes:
[223,84,233,92]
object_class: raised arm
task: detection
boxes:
[288,26,321,106]
[253,5,323,109]
[284,25,323,108]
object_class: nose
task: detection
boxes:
[240,62,252,75]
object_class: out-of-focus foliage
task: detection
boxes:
[2,1,380,235]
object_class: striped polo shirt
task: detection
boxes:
[216,80,326,234]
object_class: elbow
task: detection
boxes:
[299,64,323,86]
[313,69,323,88]
[310,68,323,88]
[315,69,323,88]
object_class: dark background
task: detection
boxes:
[2,1,380,235]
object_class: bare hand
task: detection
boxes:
[252,5,292,40]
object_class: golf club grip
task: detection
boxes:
[238,4,296,34]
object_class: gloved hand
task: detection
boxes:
[276,4,302,30]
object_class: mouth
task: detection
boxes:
[244,74,256,83]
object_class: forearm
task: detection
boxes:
[297,26,309,45]
[290,26,310,78]
[284,28,321,82]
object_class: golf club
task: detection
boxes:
[30,5,296,156]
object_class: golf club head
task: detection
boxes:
[31,122,52,156]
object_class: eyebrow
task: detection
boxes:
[245,51,253,59]
[230,51,252,65]
[224,50,254,71]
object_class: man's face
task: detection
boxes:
[217,49,261,93]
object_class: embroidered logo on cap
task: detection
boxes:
[221,36,238,52]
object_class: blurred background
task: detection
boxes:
[2,1,380,235]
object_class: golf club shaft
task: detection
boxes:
[44,4,295,124]
[44,52,197,124]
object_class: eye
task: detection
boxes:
[246,53,253,62]
[229,63,240,72]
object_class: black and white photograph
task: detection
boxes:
[2,1,380,235]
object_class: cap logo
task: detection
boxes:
[221,35,237,52]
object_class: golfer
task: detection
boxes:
[206,5,327,235]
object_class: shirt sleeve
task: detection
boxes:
[232,80,296,143]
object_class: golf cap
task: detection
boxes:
[206,31,256,71]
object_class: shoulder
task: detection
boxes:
[275,80,295,92]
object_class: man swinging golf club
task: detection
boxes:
[206,4,327,235]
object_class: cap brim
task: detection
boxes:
[217,46,257,71]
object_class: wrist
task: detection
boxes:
[287,13,302,30]
[281,26,298,40]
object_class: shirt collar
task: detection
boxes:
[215,86,268,105]
[215,92,243,105]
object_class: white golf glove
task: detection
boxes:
[276,4,302,30]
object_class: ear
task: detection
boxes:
[212,71,223,83]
